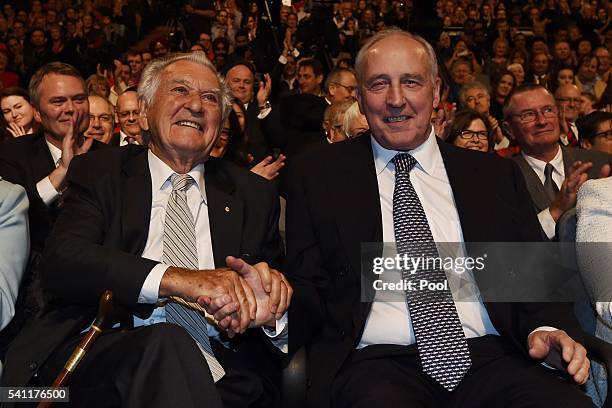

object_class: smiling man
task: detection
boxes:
[286,29,596,408]
[2,53,291,408]
[504,84,611,239]
[85,95,115,144]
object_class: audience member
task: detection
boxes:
[85,95,115,144]
[445,109,493,153]
[297,58,325,96]
[323,100,353,143]
[0,87,36,139]
[286,29,594,408]
[114,89,143,146]
[324,68,357,104]
[555,83,583,146]
[575,55,607,102]
[459,81,507,150]
[576,177,612,407]
[2,52,291,407]
[502,84,611,240]
[578,111,612,154]
[0,178,29,375]
[342,100,369,138]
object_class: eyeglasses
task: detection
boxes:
[333,82,356,93]
[555,97,582,105]
[594,129,612,140]
[459,130,488,140]
[509,106,558,123]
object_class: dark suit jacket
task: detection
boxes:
[2,146,284,387]
[0,133,106,358]
[285,134,585,408]
[512,146,612,212]
[0,133,107,251]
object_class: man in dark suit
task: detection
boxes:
[285,29,593,408]
[2,52,291,408]
[0,62,103,359]
[502,83,611,239]
[224,61,273,164]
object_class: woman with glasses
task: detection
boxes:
[445,109,493,153]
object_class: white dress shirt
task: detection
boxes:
[359,129,499,348]
[136,150,286,349]
[119,130,140,146]
[35,139,62,206]
[522,146,565,239]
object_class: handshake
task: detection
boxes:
[160,256,292,337]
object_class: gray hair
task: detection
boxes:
[29,62,86,107]
[324,100,353,124]
[343,101,366,138]
[458,80,490,108]
[354,28,439,85]
[137,52,232,122]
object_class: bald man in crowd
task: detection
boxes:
[114,90,143,145]
[85,95,115,144]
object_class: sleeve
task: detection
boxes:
[0,181,30,331]
[40,155,159,316]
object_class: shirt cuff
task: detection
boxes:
[138,263,170,303]
[257,106,271,119]
[36,176,60,206]
[278,54,288,64]
[537,208,556,240]
[262,312,288,353]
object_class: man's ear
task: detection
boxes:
[138,99,149,131]
[32,105,42,124]
[432,77,442,110]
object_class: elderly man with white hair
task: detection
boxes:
[2,52,291,408]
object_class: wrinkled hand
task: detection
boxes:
[6,122,28,137]
[256,73,272,106]
[250,154,286,180]
[528,330,590,384]
[222,256,292,329]
[549,160,592,221]
[162,266,255,337]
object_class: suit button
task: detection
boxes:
[28,361,38,371]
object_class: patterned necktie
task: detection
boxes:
[392,153,471,391]
[163,173,225,382]
[567,124,578,147]
[543,163,559,204]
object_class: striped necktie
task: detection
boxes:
[393,153,471,391]
[163,173,225,382]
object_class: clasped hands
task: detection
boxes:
[162,256,292,338]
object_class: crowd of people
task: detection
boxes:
[0,0,611,407]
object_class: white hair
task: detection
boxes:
[137,52,232,121]
[342,101,366,138]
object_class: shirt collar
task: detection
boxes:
[521,144,563,175]
[147,149,207,204]
[371,127,440,176]
[45,138,62,166]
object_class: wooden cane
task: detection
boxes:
[37,290,114,408]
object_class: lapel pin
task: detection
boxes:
[224,206,230,212]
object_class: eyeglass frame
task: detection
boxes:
[506,105,558,123]
[458,129,489,140]
[331,82,356,94]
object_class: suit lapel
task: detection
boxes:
[438,141,494,242]
[328,134,382,334]
[121,148,152,255]
[31,134,56,183]
[205,158,243,268]
[512,154,550,212]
